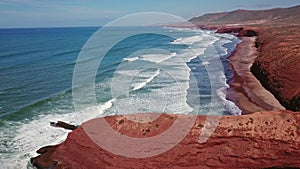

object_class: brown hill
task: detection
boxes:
[190,5,300,25]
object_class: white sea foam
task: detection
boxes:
[224,99,243,115]
[210,70,241,116]
[164,27,203,33]
[76,98,116,121]
[201,61,210,66]
[0,27,243,169]
[216,33,236,40]
[111,69,193,115]
[132,69,160,91]
[0,98,116,169]
[171,35,203,45]
[140,52,176,63]
[216,87,242,115]
[205,34,242,114]
[189,48,205,57]
[109,44,196,115]
[123,56,139,62]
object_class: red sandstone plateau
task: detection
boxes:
[31,112,300,169]
[31,5,300,169]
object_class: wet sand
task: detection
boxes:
[226,37,285,114]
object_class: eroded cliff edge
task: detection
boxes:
[31,111,300,169]
[201,25,300,112]
[251,26,300,111]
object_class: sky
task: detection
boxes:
[0,0,299,28]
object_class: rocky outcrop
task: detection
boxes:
[214,27,260,37]
[215,27,244,34]
[50,121,78,130]
[237,29,259,37]
[31,111,300,169]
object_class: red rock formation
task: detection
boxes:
[203,24,300,111]
[215,27,244,34]
[237,29,259,37]
[50,121,78,130]
[214,27,260,37]
[251,26,300,111]
[31,111,300,169]
[190,5,300,111]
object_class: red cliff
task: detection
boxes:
[31,111,300,169]
[251,26,300,111]
[205,25,300,111]
[191,5,300,111]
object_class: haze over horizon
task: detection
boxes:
[0,0,300,28]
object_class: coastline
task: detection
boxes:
[30,111,300,169]
[29,26,299,169]
[201,25,300,112]
[226,36,285,114]
[29,5,300,169]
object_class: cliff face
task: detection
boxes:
[215,27,260,37]
[205,25,300,111]
[251,26,300,111]
[31,111,300,169]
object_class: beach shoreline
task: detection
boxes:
[225,36,285,114]
[198,24,300,112]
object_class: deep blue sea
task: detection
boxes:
[0,26,240,168]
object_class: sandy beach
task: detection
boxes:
[226,37,285,114]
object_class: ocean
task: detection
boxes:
[0,26,241,168]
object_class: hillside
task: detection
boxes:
[190,5,300,25]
